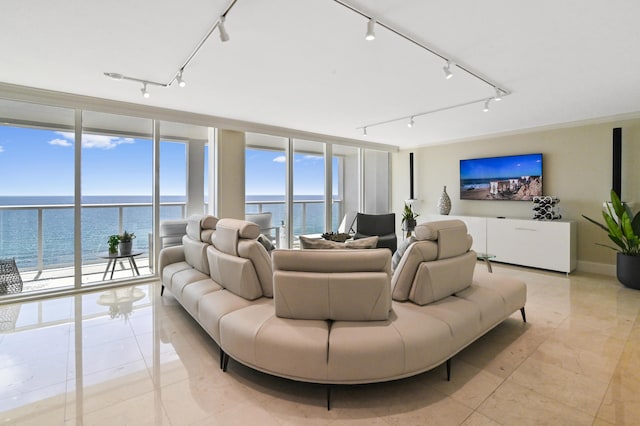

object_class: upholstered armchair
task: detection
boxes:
[354,213,397,253]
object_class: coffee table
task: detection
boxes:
[99,251,143,280]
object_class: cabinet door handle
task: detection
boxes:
[515,227,537,231]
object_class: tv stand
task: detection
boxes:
[426,215,577,273]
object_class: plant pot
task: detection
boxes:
[119,241,133,256]
[616,252,640,290]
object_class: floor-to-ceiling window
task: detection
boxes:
[245,133,287,247]
[0,99,75,294]
[293,139,325,241]
[332,144,360,233]
[81,111,154,284]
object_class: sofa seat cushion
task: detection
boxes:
[161,261,192,290]
[328,317,404,382]
[408,251,476,305]
[181,279,223,317]
[198,290,263,343]
[220,303,329,382]
[453,285,509,330]
[328,303,453,383]
[171,268,211,301]
[471,270,527,314]
[390,302,454,374]
[420,296,482,350]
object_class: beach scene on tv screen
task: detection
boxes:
[460,153,542,201]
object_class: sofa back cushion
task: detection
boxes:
[391,240,438,301]
[208,218,272,300]
[414,220,472,259]
[392,220,475,303]
[272,249,392,321]
[207,246,264,300]
[408,251,476,305]
[181,214,218,275]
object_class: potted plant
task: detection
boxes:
[583,189,640,289]
[401,202,419,238]
[119,230,136,255]
[108,234,120,254]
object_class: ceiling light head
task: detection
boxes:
[363,127,368,136]
[177,71,186,88]
[483,99,490,112]
[141,83,150,99]
[218,16,230,42]
[104,72,124,81]
[408,117,414,128]
[443,61,453,80]
[365,18,376,41]
[494,88,503,101]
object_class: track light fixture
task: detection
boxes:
[176,71,186,88]
[443,61,453,80]
[494,88,502,101]
[363,127,368,136]
[103,1,237,97]
[365,18,376,41]
[483,99,490,112]
[218,16,230,42]
[141,83,150,99]
[407,117,414,128]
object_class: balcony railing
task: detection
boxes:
[0,202,186,274]
[0,199,343,293]
[245,199,343,236]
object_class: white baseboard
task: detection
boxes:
[577,260,616,277]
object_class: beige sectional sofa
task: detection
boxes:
[158,215,526,408]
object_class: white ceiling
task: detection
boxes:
[2,0,640,149]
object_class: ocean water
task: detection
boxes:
[0,195,338,270]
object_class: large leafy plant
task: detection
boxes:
[582,189,640,256]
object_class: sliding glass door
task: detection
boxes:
[81,111,153,285]
[0,99,75,294]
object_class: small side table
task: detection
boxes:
[99,251,143,280]
[476,253,496,273]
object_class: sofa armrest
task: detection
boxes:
[158,245,185,279]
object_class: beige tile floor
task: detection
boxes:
[1,263,639,425]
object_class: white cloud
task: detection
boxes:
[272,155,286,163]
[54,131,136,149]
[0,145,4,153]
[49,138,72,147]
[303,155,322,161]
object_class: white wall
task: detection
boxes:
[392,117,640,271]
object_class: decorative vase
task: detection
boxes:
[438,186,452,215]
[617,253,640,290]
[119,241,133,255]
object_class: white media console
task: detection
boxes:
[426,215,577,274]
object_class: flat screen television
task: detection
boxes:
[460,153,543,201]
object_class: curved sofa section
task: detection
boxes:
[159,215,527,388]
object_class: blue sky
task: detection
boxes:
[245,148,339,196]
[460,153,542,180]
[0,126,186,196]
[1,126,334,198]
